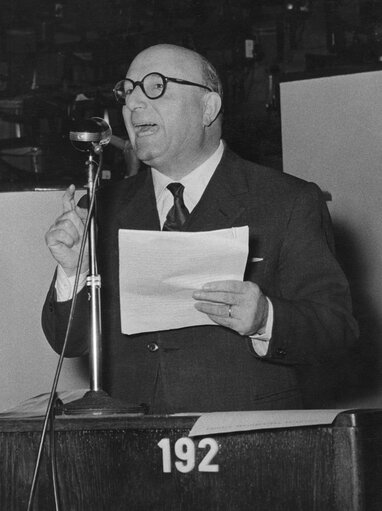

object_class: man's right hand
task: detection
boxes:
[45,185,89,277]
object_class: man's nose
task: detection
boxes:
[125,84,147,110]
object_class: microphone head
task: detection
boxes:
[69,117,112,151]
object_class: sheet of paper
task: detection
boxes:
[119,226,249,334]
[188,409,347,437]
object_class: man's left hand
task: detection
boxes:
[193,280,269,336]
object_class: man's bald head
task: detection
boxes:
[122,44,223,178]
[130,44,223,101]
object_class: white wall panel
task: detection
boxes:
[281,70,382,407]
[0,190,88,411]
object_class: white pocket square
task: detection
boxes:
[250,257,263,263]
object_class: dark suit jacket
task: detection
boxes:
[42,147,358,413]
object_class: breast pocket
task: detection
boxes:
[244,232,264,273]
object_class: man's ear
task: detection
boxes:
[202,92,222,126]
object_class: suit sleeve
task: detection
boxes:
[41,192,92,358]
[257,182,359,365]
[41,270,89,357]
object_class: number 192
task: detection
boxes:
[157,437,220,473]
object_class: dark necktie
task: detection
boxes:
[162,182,190,231]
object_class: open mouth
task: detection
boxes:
[134,123,158,136]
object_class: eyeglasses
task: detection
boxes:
[113,72,213,103]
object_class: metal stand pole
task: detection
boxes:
[87,153,103,392]
[64,147,144,416]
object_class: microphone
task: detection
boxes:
[69,117,112,151]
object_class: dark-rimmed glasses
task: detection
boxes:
[113,72,213,103]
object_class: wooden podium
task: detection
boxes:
[1,410,382,511]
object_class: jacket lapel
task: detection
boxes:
[115,170,161,231]
[184,147,250,232]
[113,147,251,233]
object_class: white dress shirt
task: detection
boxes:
[152,140,225,228]
[55,140,273,354]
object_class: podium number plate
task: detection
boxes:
[158,437,220,473]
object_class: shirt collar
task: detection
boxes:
[151,140,224,205]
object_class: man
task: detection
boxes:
[42,44,358,413]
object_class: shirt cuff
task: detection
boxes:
[55,265,88,302]
[249,297,274,357]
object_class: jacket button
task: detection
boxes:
[147,342,159,352]
[276,348,286,358]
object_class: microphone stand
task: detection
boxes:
[26,123,145,511]
[63,143,144,415]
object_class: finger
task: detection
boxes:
[207,315,233,329]
[201,280,245,293]
[62,185,76,213]
[193,289,239,305]
[56,210,85,235]
[45,227,77,249]
[53,218,81,243]
[194,301,232,318]
[75,206,88,222]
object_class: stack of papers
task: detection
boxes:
[188,409,346,436]
[119,226,249,334]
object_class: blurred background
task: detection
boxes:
[1,0,382,188]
